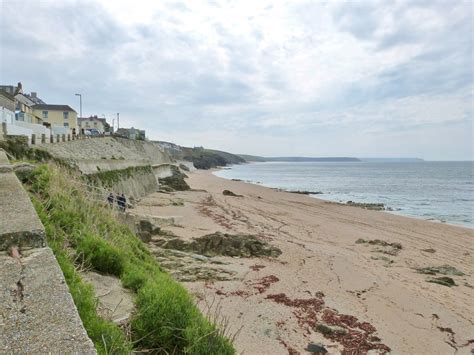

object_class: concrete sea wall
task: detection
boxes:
[36,137,182,200]
[0,150,95,353]
[38,137,172,174]
[87,165,159,202]
[35,137,193,201]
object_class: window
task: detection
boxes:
[42,111,48,119]
[63,112,69,119]
[64,122,69,127]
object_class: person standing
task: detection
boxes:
[120,193,127,212]
[117,193,127,212]
[107,192,114,208]
[116,193,123,211]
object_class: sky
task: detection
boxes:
[0,0,472,160]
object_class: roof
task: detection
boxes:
[25,93,45,104]
[32,104,76,112]
[0,89,15,102]
[0,85,17,95]
[78,116,106,123]
[15,93,36,106]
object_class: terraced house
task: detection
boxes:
[78,115,111,133]
[32,104,78,132]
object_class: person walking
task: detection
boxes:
[107,192,114,208]
[116,193,123,211]
[121,193,127,212]
[117,193,127,212]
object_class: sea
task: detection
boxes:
[214,161,474,228]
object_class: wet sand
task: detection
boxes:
[134,169,474,354]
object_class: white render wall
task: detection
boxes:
[1,107,15,124]
[15,121,51,140]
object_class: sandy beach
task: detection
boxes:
[134,169,474,354]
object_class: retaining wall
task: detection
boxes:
[0,150,96,353]
[86,165,159,202]
[37,137,173,174]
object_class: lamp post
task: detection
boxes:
[74,93,82,118]
[75,93,82,119]
[74,93,82,136]
[117,112,120,130]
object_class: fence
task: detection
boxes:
[0,121,100,145]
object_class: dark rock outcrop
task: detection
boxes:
[152,232,282,258]
[222,189,242,197]
[135,219,162,243]
[287,190,323,195]
[305,343,328,353]
[179,163,190,172]
[159,165,190,191]
[356,238,402,256]
[346,201,386,211]
[415,265,464,276]
[427,277,457,287]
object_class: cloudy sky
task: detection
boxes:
[1,0,472,160]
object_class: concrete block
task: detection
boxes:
[0,248,96,353]
[0,151,9,166]
[0,171,45,251]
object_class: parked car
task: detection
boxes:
[84,128,102,136]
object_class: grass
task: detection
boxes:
[26,164,235,354]
[32,196,132,355]
[86,165,154,188]
[0,136,54,162]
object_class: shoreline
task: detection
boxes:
[212,165,474,230]
[134,168,474,354]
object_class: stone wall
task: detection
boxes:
[35,137,189,199]
[38,137,173,174]
[86,165,159,202]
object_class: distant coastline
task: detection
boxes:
[238,154,361,162]
[214,160,473,228]
[238,154,425,163]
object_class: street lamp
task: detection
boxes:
[117,112,120,130]
[75,93,82,119]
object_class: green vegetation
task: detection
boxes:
[86,165,153,187]
[157,142,245,169]
[0,136,54,162]
[185,148,245,170]
[26,164,235,354]
[33,197,132,354]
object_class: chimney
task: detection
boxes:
[31,92,37,99]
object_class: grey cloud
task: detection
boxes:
[331,1,380,40]
[190,74,255,105]
[1,1,130,112]
[1,0,472,160]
